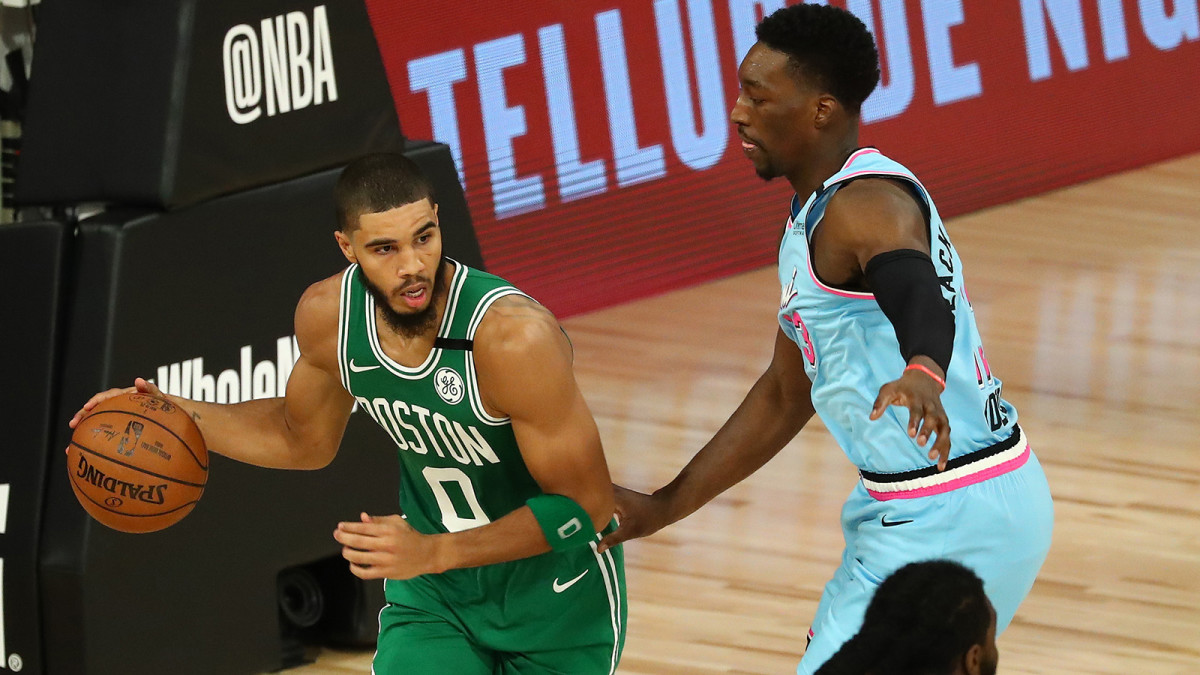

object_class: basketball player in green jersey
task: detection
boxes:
[68,153,626,674]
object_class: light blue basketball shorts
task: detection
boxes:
[797,431,1054,674]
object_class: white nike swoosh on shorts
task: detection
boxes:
[349,359,381,373]
[552,569,589,593]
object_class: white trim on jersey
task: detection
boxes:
[463,286,534,426]
[365,295,440,379]
[336,264,357,392]
[466,286,534,337]
[440,258,469,336]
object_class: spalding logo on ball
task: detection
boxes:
[68,392,208,533]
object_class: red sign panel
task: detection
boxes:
[365,0,1200,316]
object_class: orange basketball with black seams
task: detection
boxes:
[67,392,208,533]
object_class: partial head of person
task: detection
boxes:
[333,153,448,338]
[815,560,999,675]
[732,4,880,182]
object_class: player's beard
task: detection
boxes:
[361,256,448,339]
[754,152,781,181]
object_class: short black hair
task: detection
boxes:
[334,153,435,232]
[755,4,881,114]
[815,560,993,675]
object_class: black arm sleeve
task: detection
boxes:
[864,249,955,373]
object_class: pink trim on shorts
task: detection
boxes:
[865,445,1030,501]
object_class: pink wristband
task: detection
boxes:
[905,364,946,391]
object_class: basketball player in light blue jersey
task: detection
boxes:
[599,5,1053,673]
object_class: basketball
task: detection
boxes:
[67,392,208,533]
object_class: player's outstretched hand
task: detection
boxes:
[870,369,951,471]
[68,377,163,430]
[335,512,437,581]
[596,485,667,553]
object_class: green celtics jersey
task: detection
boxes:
[336,260,543,535]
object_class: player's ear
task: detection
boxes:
[334,230,357,263]
[963,643,983,675]
[812,94,838,129]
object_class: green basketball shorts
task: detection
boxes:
[374,536,625,674]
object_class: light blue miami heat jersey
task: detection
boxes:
[777,148,1018,474]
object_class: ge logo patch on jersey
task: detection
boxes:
[435,367,465,405]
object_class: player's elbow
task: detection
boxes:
[297,453,335,470]
[290,438,339,470]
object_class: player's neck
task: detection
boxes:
[786,133,860,201]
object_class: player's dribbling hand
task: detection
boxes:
[596,485,666,553]
[334,512,438,581]
[64,378,166,456]
[870,369,952,471]
[68,377,164,429]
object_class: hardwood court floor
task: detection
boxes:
[288,153,1200,674]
